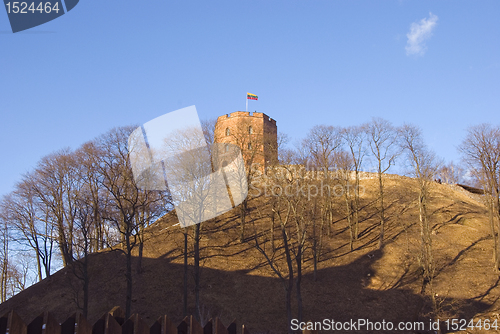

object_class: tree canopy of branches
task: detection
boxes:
[0,125,168,316]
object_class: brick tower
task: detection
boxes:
[214,112,278,171]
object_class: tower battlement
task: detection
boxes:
[217,112,276,124]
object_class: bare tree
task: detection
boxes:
[70,194,94,317]
[77,142,112,253]
[95,126,164,318]
[342,125,366,241]
[31,150,77,267]
[460,124,500,269]
[1,176,55,282]
[365,118,400,248]
[8,253,34,296]
[302,125,342,238]
[0,218,8,301]
[303,125,342,173]
[254,152,313,332]
[0,124,168,307]
[399,124,439,313]
[309,192,321,281]
[202,118,217,154]
[436,161,464,184]
[159,125,224,321]
[333,150,356,251]
[183,226,189,317]
[65,144,106,317]
[0,244,34,302]
[254,166,295,333]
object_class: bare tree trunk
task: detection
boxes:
[342,176,354,251]
[326,203,333,237]
[35,242,43,282]
[83,265,89,317]
[419,190,433,281]
[418,181,437,317]
[319,211,325,256]
[183,229,188,317]
[493,189,500,270]
[353,171,361,239]
[125,231,133,319]
[295,245,303,324]
[312,204,318,281]
[57,227,70,267]
[282,226,294,334]
[97,218,104,251]
[486,194,498,268]
[194,224,201,321]
[270,210,275,252]
[137,242,144,274]
[240,199,248,242]
[378,171,385,249]
[82,241,90,317]
[136,221,144,274]
[1,226,8,302]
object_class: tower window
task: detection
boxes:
[248,143,252,150]
[226,128,230,136]
[225,144,229,152]
[248,126,253,134]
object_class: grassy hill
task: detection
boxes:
[0,175,499,334]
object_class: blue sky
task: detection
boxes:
[0,0,499,197]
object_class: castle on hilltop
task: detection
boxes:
[214,112,278,171]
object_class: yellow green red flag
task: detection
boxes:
[247,93,258,100]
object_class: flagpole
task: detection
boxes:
[246,93,248,112]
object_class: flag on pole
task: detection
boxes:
[247,93,258,100]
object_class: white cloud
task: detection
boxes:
[405,13,438,56]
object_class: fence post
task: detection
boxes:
[122,314,149,334]
[108,308,125,326]
[43,312,60,334]
[92,312,121,334]
[188,317,202,334]
[213,319,227,334]
[0,311,27,334]
[150,316,176,334]
[226,323,235,334]
[61,313,92,334]
[75,313,92,334]
[27,312,60,334]
[27,314,43,334]
[202,319,212,334]
[177,317,189,334]
[103,314,121,334]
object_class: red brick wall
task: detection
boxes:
[214,112,277,171]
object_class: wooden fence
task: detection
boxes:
[0,307,250,334]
